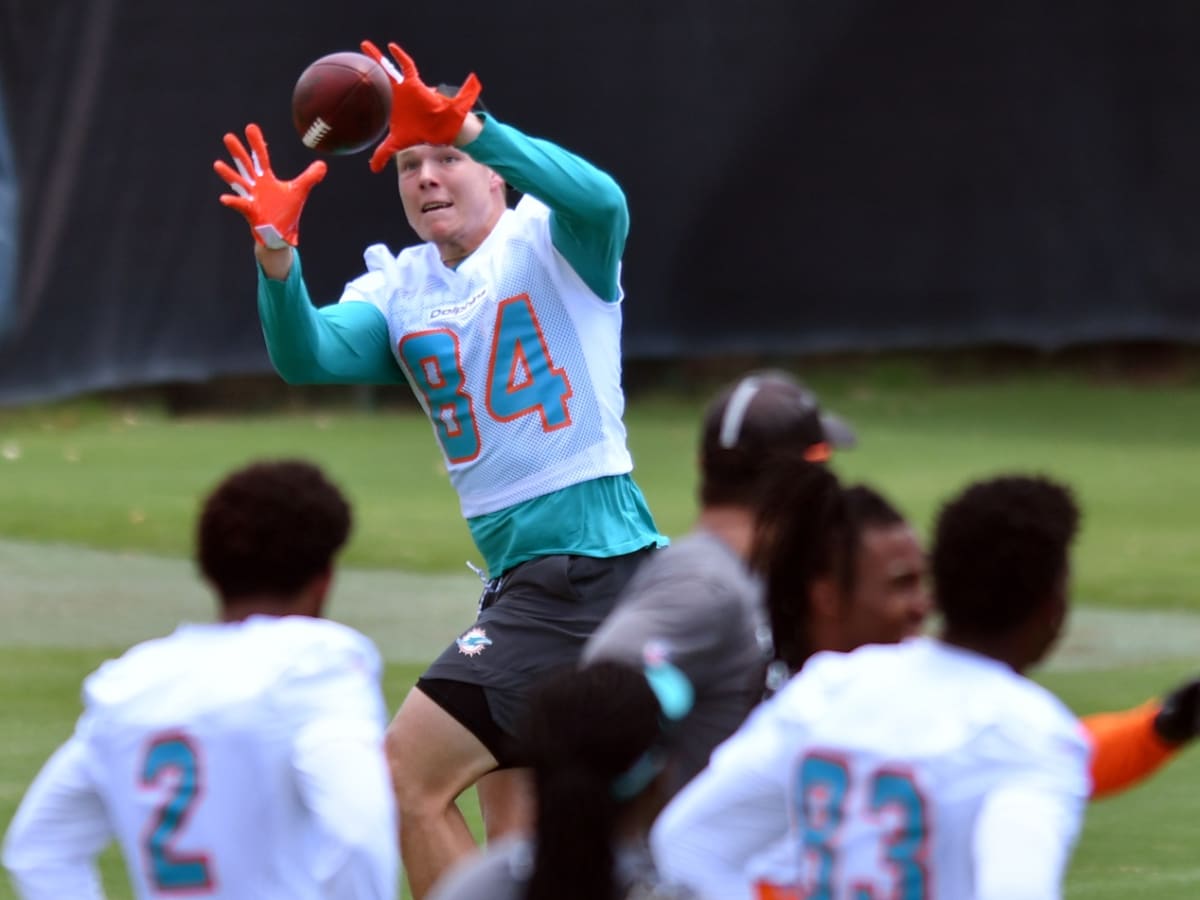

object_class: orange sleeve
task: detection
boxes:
[1083,701,1179,799]
[755,884,801,900]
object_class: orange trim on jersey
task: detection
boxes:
[754,883,801,900]
[1083,701,1179,799]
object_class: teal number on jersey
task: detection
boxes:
[796,754,848,900]
[486,294,572,430]
[141,734,213,891]
[399,295,572,463]
[399,329,482,463]
[796,754,929,900]
[871,770,930,899]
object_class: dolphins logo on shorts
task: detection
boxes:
[456,627,493,657]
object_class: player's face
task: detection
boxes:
[395,144,505,255]
[837,523,930,649]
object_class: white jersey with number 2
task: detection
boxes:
[3,616,397,899]
[652,637,1091,900]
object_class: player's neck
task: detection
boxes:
[218,587,323,623]
[435,206,503,268]
[938,630,1027,673]
[696,505,756,561]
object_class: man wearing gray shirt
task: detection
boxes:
[583,370,854,800]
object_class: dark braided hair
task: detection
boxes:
[521,662,663,900]
[750,453,847,671]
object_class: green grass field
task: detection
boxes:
[2,364,1199,897]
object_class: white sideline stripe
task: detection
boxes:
[1,538,1198,671]
[0,539,479,663]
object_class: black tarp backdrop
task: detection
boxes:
[0,78,14,341]
[1,0,1199,404]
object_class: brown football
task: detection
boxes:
[291,52,391,155]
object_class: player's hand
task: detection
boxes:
[360,40,482,173]
[1153,675,1200,744]
[213,124,327,249]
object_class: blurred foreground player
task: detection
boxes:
[3,460,397,899]
[214,40,664,898]
[744,481,1200,898]
[428,661,698,900]
[654,475,1091,900]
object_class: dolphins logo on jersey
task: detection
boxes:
[456,627,493,657]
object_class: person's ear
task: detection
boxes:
[809,574,841,622]
[299,567,334,618]
[1044,587,1067,639]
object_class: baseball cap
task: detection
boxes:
[702,369,856,465]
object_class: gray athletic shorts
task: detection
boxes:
[421,547,655,754]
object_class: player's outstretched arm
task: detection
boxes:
[2,737,111,899]
[462,118,629,302]
[255,252,406,386]
[1085,674,1200,799]
[1155,674,1200,742]
[213,125,403,385]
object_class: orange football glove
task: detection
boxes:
[360,40,482,173]
[213,124,327,249]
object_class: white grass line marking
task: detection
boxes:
[2,540,1198,671]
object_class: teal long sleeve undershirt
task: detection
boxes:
[460,114,629,302]
[256,252,405,385]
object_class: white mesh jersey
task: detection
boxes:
[652,638,1092,900]
[3,616,397,900]
[339,194,632,518]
